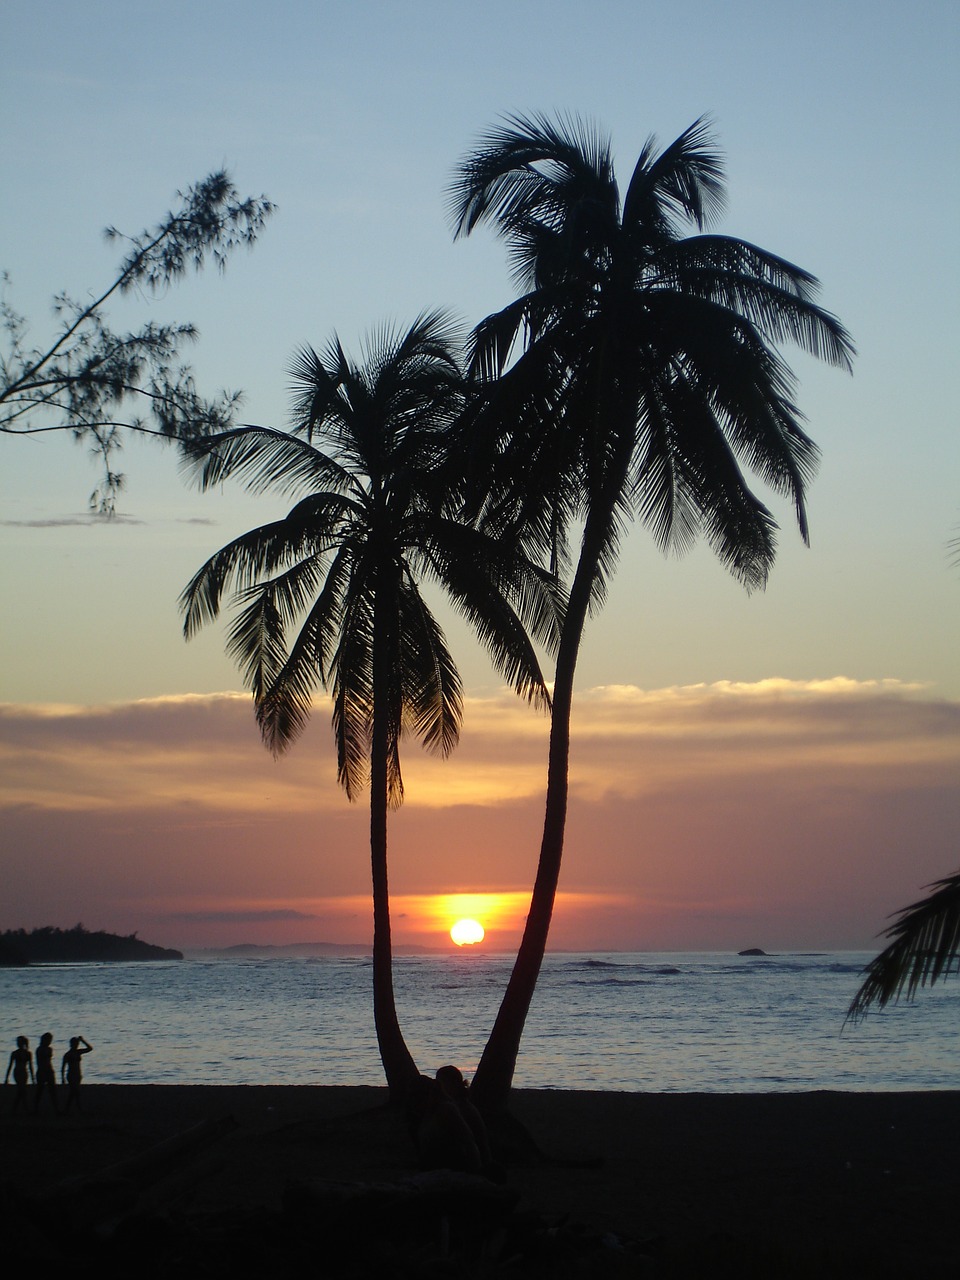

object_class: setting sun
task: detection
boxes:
[450,918,485,946]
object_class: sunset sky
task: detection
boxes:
[2,1,958,954]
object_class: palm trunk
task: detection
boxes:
[471,398,632,1114]
[469,544,597,1114]
[370,604,420,1103]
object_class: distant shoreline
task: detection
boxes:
[0,926,182,966]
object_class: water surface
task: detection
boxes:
[2,951,957,1090]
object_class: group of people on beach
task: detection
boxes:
[4,1033,93,1115]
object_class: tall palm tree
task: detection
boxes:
[846,870,960,1022]
[180,313,560,1101]
[451,115,855,1112]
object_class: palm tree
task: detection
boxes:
[180,312,560,1101]
[846,871,960,1022]
[451,115,855,1112]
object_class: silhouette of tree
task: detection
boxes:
[181,312,560,1099]
[0,924,181,962]
[451,114,855,1111]
[1,172,273,513]
[847,871,960,1021]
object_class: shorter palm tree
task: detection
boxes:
[846,871,960,1022]
[180,313,561,1099]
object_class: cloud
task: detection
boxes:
[0,692,333,814]
[3,678,959,950]
[1,514,144,527]
[166,908,320,924]
[5,678,959,823]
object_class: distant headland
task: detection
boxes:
[0,924,183,966]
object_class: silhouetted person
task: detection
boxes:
[4,1036,35,1114]
[436,1064,492,1166]
[61,1036,92,1113]
[410,1066,494,1174]
[34,1032,59,1115]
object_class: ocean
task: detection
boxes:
[2,951,957,1092]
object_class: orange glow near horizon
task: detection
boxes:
[423,892,531,942]
[141,890,636,949]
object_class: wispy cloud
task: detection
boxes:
[166,908,320,924]
[1,514,144,528]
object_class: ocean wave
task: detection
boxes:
[567,977,653,987]
[564,959,682,976]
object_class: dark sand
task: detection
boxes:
[3,1085,959,1276]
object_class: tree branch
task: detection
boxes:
[1,172,273,512]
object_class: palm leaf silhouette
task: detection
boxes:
[847,871,960,1022]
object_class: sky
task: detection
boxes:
[2,0,958,954]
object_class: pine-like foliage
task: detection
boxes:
[1,172,273,512]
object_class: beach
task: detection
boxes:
[3,1085,958,1276]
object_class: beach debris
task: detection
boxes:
[282,1173,653,1275]
[38,1114,239,1237]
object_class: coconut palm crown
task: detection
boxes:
[451,115,855,1111]
[180,312,562,1098]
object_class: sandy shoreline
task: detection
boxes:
[3,1085,959,1275]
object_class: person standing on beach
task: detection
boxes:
[34,1032,58,1114]
[61,1036,93,1113]
[4,1036,35,1114]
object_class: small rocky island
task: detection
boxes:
[0,924,182,966]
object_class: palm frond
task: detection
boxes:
[373,310,464,380]
[635,289,818,545]
[330,581,375,802]
[254,631,322,756]
[180,519,332,639]
[846,871,960,1022]
[288,343,351,442]
[662,236,855,371]
[397,579,463,757]
[181,423,348,498]
[224,583,291,708]
[252,551,358,754]
[632,388,702,561]
[466,295,532,381]
[333,681,373,803]
[623,116,726,233]
[449,111,614,242]
[422,519,560,710]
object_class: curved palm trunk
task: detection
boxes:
[469,546,596,1114]
[471,400,632,1114]
[370,610,421,1103]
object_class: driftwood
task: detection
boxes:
[284,1168,518,1227]
[41,1114,239,1233]
[281,1171,636,1274]
[283,1171,523,1269]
